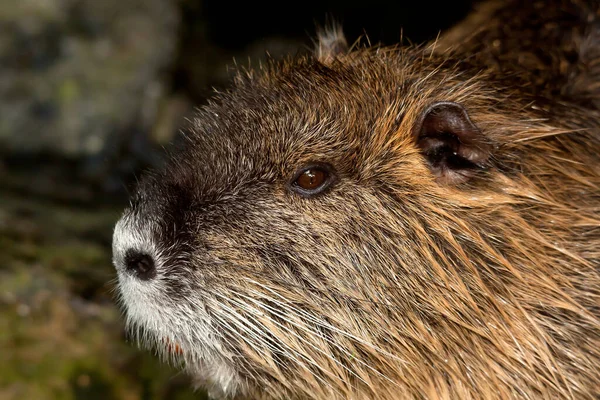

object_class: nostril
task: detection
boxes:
[124,250,157,280]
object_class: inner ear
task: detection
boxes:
[413,101,492,185]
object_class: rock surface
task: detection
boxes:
[0,0,179,158]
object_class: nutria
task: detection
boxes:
[112,0,600,398]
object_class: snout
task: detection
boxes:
[112,214,160,282]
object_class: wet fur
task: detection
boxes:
[113,0,600,399]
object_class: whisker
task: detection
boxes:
[210,291,345,397]
[244,278,409,364]
[236,286,405,388]
[228,289,371,389]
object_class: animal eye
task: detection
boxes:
[297,168,327,189]
[289,164,336,197]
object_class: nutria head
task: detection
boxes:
[112,27,600,399]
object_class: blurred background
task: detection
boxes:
[0,0,473,398]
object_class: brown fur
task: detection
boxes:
[113,0,600,399]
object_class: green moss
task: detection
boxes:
[58,80,81,106]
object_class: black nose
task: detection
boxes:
[124,250,157,280]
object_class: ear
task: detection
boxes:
[315,24,348,64]
[413,102,492,185]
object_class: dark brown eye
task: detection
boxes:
[289,164,336,197]
[296,169,327,189]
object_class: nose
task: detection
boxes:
[123,249,157,280]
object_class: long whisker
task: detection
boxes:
[244,278,409,363]
[236,286,407,389]
[228,288,372,389]
[210,291,346,397]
